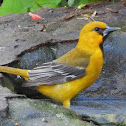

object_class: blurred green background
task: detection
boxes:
[0,0,101,15]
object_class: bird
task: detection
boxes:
[0,21,120,107]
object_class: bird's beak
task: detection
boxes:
[103,26,121,37]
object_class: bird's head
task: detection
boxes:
[77,21,120,51]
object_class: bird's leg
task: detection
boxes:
[63,99,70,108]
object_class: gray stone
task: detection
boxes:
[0,98,94,126]
[0,85,15,118]
[91,114,126,125]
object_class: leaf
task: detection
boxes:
[72,0,101,6]
[77,4,86,9]
[68,0,75,7]
[59,0,68,7]
[0,0,62,15]
[0,0,101,16]
[35,0,62,8]
[0,0,36,15]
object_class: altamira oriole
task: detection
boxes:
[0,21,120,107]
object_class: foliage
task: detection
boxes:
[0,0,101,15]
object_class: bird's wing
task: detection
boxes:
[22,61,86,87]
[56,48,90,69]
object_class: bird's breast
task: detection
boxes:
[84,48,104,85]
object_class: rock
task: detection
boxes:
[0,97,7,118]
[91,114,126,125]
[0,73,3,78]
[0,84,23,118]
[0,98,95,126]
[71,99,126,125]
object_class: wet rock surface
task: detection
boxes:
[0,98,95,126]
[0,1,126,126]
[0,83,25,119]
[71,98,126,125]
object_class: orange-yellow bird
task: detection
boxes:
[0,21,120,107]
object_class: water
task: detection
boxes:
[70,98,126,115]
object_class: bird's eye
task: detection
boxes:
[95,27,100,31]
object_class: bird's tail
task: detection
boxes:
[0,66,29,80]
